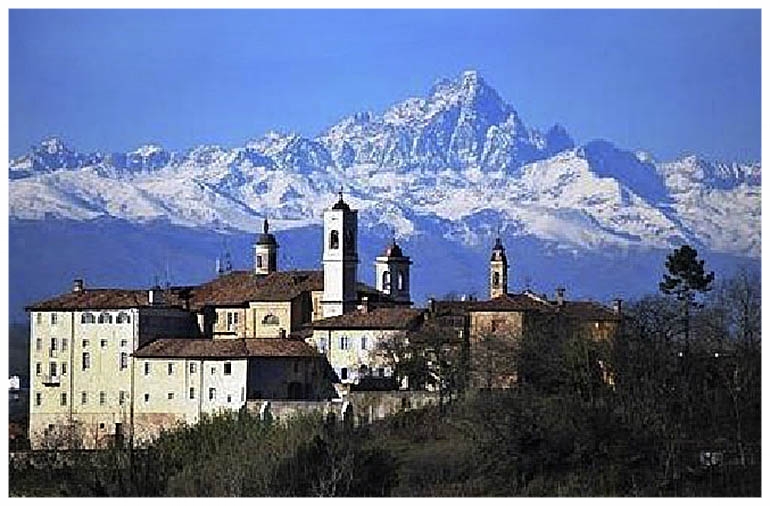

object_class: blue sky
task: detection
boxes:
[9,9,761,161]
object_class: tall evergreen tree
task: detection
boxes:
[659,244,715,353]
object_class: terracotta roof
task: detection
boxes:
[188,270,322,308]
[467,293,554,313]
[311,307,425,330]
[133,338,320,359]
[25,287,191,311]
[558,301,620,322]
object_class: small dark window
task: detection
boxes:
[99,423,105,430]
[329,230,339,249]
[144,362,150,375]
[224,362,232,375]
[256,256,263,268]
[35,393,42,406]
[341,368,348,380]
[189,387,195,399]
[60,393,67,406]
[493,271,500,288]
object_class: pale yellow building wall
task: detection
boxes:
[29,307,200,449]
[246,301,292,338]
[133,357,247,445]
[309,328,400,383]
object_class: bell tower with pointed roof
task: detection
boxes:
[490,235,508,299]
[254,218,278,275]
[322,191,359,317]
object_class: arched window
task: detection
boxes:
[116,312,131,324]
[382,271,391,291]
[329,230,339,250]
[262,314,280,325]
[256,256,263,268]
[98,312,113,324]
[493,271,500,288]
[397,272,405,291]
[81,312,96,324]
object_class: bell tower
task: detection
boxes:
[322,191,359,317]
[490,236,508,299]
[375,237,412,304]
[254,219,278,275]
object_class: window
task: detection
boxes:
[318,337,327,353]
[36,313,42,325]
[82,339,90,348]
[209,388,216,401]
[99,391,106,405]
[210,366,216,375]
[340,368,348,380]
[60,393,67,406]
[82,352,91,370]
[378,368,385,377]
[167,392,174,400]
[144,362,150,376]
[361,336,367,350]
[35,362,42,376]
[493,271,500,288]
[256,256,263,268]
[340,336,349,350]
[168,363,174,375]
[144,393,150,403]
[81,312,96,324]
[51,338,58,352]
[120,353,128,370]
[61,362,68,375]
[398,272,405,291]
[120,339,128,348]
[98,312,113,324]
[224,362,232,376]
[36,339,42,352]
[262,314,280,325]
[100,339,108,349]
[189,387,195,400]
[62,338,68,351]
[190,363,197,374]
[227,394,232,403]
[35,393,41,406]
[329,230,339,249]
[99,423,105,430]
[117,312,131,324]
[51,313,58,325]
[50,362,58,377]
[82,392,88,404]
[119,391,127,406]
[382,271,391,291]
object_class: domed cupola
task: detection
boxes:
[254,219,279,275]
[375,237,412,304]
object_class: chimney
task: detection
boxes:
[360,296,369,314]
[72,279,84,293]
[555,287,565,306]
[613,298,623,315]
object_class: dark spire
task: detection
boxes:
[263,218,269,235]
[332,187,351,210]
[256,217,277,245]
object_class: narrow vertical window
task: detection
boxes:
[144,362,150,376]
[224,362,232,376]
[189,387,195,400]
[61,362,68,375]
[330,230,339,249]
[62,338,68,351]
[35,362,42,376]
[50,338,58,352]
[82,391,88,404]
[119,391,127,406]
[168,363,174,375]
[120,353,128,370]
[99,391,106,405]
[51,313,58,325]
[60,393,67,406]
[35,339,42,352]
[82,352,91,370]
[35,393,42,406]
[209,388,216,401]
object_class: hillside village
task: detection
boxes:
[25,192,621,449]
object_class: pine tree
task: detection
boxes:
[659,244,715,354]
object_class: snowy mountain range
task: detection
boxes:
[9,70,760,260]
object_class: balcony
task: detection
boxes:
[41,375,61,386]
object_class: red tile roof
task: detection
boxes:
[311,307,425,330]
[133,338,320,359]
[25,288,191,311]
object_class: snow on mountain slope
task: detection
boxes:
[8,70,761,258]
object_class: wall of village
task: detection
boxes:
[245,357,333,400]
